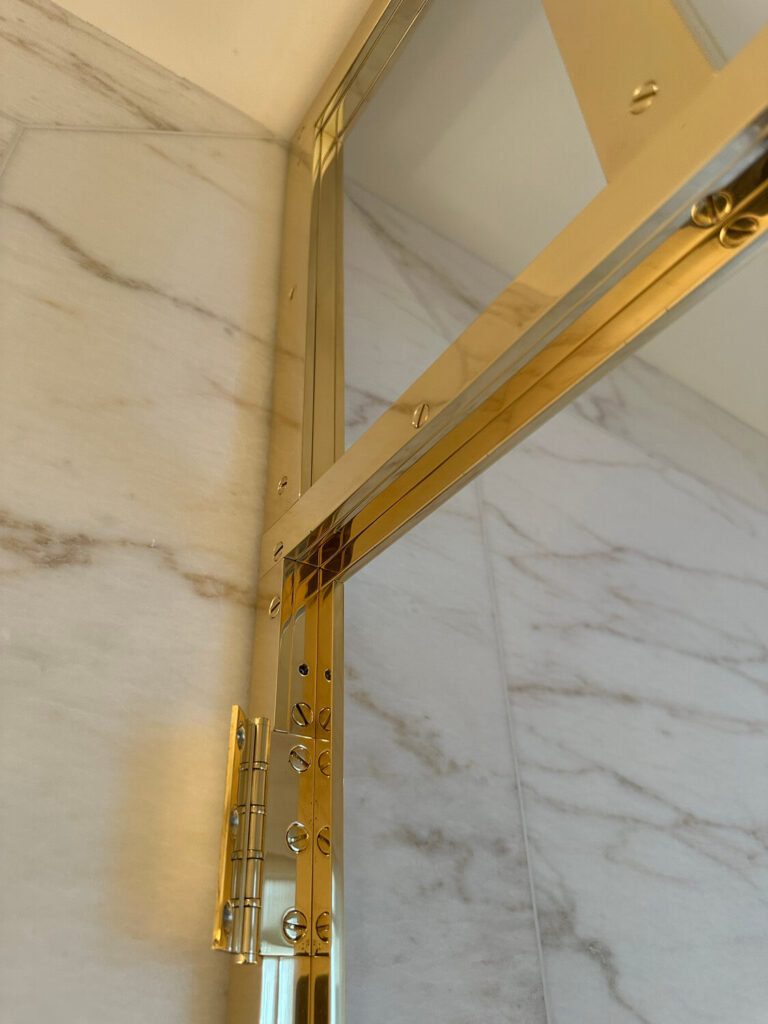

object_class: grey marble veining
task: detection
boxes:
[0,12,286,1023]
[0,0,265,132]
[344,179,768,1023]
[344,484,548,1024]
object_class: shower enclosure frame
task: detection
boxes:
[217,2,768,1021]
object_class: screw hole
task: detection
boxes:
[324,669,331,682]
[298,663,309,677]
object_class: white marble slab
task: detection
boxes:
[480,383,768,1024]
[344,483,547,1023]
[0,127,286,1022]
[0,0,264,132]
[0,113,19,170]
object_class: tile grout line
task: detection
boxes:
[0,123,26,183]
[472,476,553,1024]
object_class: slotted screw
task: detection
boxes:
[318,750,331,777]
[282,908,308,943]
[318,706,331,732]
[719,215,759,249]
[412,402,430,429]
[317,826,331,857]
[288,745,311,773]
[277,476,288,495]
[630,80,658,114]
[315,911,330,943]
[291,701,313,728]
[285,822,310,854]
[691,191,732,228]
[269,595,281,618]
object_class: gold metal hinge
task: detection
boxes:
[213,708,271,963]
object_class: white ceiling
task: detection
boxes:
[56,0,374,138]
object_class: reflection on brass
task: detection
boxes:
[691,191,732,227]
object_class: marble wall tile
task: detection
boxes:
[344,483,548,1023]
[0,128,286,1022]
[0,0,264,133]
[0,113,20,170]
[479,383,768,1024]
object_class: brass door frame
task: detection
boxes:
[225,2,768,1021]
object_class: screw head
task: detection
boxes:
[290,701,313,728]
[273,541,284,561]
[221,901,234,934]
[282,908,308,943]
[317,826,331,856]
[318,706,331,732]
[277,476,288,496]
[268,595,281,618]
[315,911,330,943]
[288,744,312,773]
[630,80,659,114]
[229,808,240,836]
[412,402,430,429]
[719,214,759,249]
[236,724,247,749]
[285,821,310,853]
[691,191,732,228]
[318,750,331,777]
[288,286,296,300]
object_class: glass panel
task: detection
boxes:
[344,116,768,1017]
[343,0,606,447]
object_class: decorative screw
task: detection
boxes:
[273,541,284,561]
[318,750,331,777]
[288,745,312,773]
[315,911,331,943]
[412,402,430,429]
[282,908,308,943]
[691,191,732,228]
[291,701,314,728]
[719,215,759,249]
[269,595,281,618]
[285,821,310,853]
[630,80,659,115]
[317,826,331,856]
[277,476,288,496]
[318,706,331,731]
